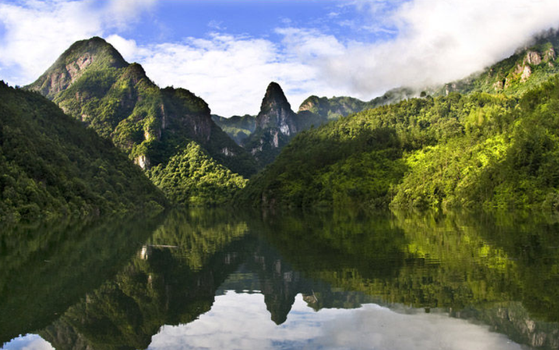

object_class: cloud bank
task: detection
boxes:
[319,0,559,96]
[2,0,559,116]
[1,334,54,350]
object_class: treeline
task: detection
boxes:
[0,82,166,223]
[238,76,559,211]
[148,142,248,206]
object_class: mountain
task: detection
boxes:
[26,37,257,204]
[434,29,559,97]
[211,114,256,145]
[214,87,416,151]
[0,81,166,223]
[298,87,417,123]
[212,84,417,170]
[297,95,367,121]
[238,77,559,210]
[241,82,302,166]
[237,29,559,211]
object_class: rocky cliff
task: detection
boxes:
[241,82,302,166]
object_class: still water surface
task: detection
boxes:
[1,209,559,349]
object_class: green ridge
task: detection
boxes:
[0,82,166,223]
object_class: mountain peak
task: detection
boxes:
[260,82,291,113]
[62,36,127,67]
[242,82,298,165]
[256,82,296,132]
[27,36,128,98]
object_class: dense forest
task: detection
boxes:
[4,31,559,215]
[238,75,559,211]
[148,142,247,206]
[0,82,166,223]
[26,37,256,206]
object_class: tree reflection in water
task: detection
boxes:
[2,208,559,349]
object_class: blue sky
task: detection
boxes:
[121,1,400,44]
[1,0,559,116]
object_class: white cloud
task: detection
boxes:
[123,0,559,116]
[3,0,559,116]
[104,0,156,31]
[318,0,559,96]
[109,32,341,116]
[1,334,54,350]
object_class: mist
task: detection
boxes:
[315,0,559,99]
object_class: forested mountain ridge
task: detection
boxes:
[0,82,166,223]
[26,37,256,205]
[212,86,416,159]
[298,87,417,122]
[212,83,416,168]
[237,75,559,211]
[236,29,559,211]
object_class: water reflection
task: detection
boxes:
[0,212,165,345]
[150,293,524,350]
[2,209,559,349]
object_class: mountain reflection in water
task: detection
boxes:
[1,209,559,349]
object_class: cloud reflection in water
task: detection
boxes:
[149,291,523,350]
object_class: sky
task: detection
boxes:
[1,0,559,116]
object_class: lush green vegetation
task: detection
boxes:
[238,74,559,211]
[26,37,257,207]
[0,212,165,344]
[0,82,166,223]
[211,114,256,145]
[148,142,248,206]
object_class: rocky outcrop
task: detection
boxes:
[544,48,556,63]
[242,82,299,166]
[27,37,128,99]
[135,154,151,170]
[521,65,532,82]
[524,51,542,66]
[255,82,298,137]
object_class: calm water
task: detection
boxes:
[2,209,559,349]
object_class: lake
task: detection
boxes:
[1,208,559,349]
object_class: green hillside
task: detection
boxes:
[211,114,256,145]
[148,142,248,206]
[27,37,256,205]
[238,75,559,211]
[0,81,166,223]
